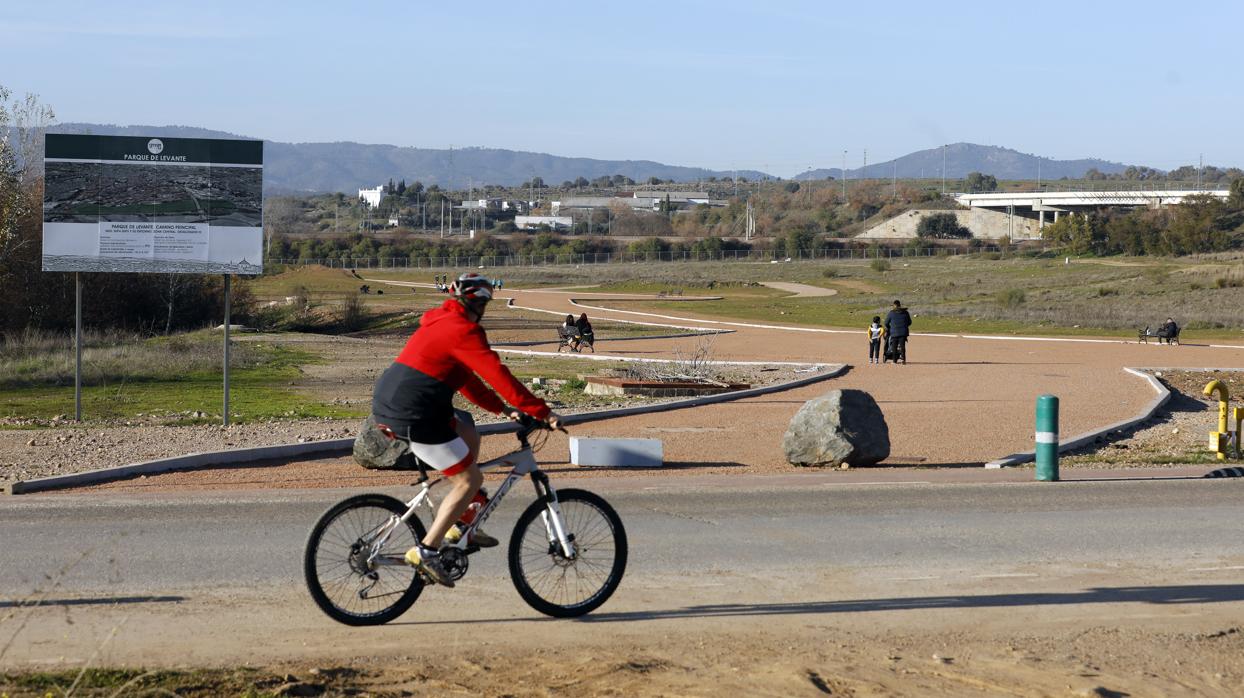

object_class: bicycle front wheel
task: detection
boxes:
[508,488,627,617]
[304,494,426,626]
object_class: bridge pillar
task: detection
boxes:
[1053,210,1060,223]
[1039,210,1045,229]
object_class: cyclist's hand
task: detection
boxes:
[547,412,564,431]
[507,409,524,422]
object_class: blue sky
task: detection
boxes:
[3,0,1240,176]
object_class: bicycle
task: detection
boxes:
[303,415,628,625]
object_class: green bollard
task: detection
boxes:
[1035,394,1059,481]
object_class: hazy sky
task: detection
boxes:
[3,0,1239,176]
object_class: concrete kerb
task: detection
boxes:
[3,365,847,495]
[984,367,1172,469]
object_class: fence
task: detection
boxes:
[263,244,1046,270]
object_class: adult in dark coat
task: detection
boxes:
[1157,317,1178,343]
[883,300,912,364]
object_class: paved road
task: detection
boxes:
[4,477,1243,667]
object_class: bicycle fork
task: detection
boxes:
[532,471,577,559]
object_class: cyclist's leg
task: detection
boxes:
[422,463,482,549]
[454,409,480,464]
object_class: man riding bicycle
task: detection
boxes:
[371,272,561,587]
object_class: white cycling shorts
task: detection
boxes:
[410,436,471,472]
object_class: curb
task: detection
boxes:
[494,331,728,348]
[984,367,1172,469]
[4,365,847,494]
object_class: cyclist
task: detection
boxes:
[371,272,560,587]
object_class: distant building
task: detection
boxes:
[515,215,573,230]
[553,192,725,214]
[457,198,517,211]
[358,185,385,209]
[634,191,710,203]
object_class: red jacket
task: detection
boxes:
[372,300,550,428]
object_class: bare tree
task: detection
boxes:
[12,91,55,184]
[0,86,53,266]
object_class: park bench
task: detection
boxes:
[1138,325,1180,345]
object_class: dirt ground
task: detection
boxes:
[4,576,1242,697]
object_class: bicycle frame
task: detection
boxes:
[366,443,577,567]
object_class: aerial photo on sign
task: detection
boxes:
[41,134,263,274]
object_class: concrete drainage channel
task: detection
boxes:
[3,364,846,495]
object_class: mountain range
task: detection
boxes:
[794,143,1130,181]
[46,124,1137,193]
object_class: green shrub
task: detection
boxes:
[996,288,1026,308]
[1097,287,1120,297]
[821,267,839,278]
[870,258,891,273]
[1215,277,1243,288]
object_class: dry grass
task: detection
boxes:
[0,329,259,389]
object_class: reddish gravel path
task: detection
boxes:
[494,286,1242,468]
[76,284,1244,492]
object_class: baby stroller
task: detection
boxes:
[557,326,580,353]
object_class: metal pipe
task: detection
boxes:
[1203,380,1229,460]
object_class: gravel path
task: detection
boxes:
[759,281,838,297]
[0,359,816,482]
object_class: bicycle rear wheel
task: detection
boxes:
[508,488,627,618]
[304,494,426,626]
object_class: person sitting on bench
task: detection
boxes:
[1156,317,1179,344]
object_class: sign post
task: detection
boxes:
[223,274,231,426]
[74,272,82,421]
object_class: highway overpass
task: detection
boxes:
[956,189,1230,227]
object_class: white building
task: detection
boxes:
[358,185,386,209]
[515,215,573,230]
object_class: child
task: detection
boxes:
[867,316,884,364]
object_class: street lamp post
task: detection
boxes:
[942,144,947,195]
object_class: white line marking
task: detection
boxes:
[973,573,1039,579]
[887,576,940,581]
[495,347,827,367]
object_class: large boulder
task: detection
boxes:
[783,389,890,467]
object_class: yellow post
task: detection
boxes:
[1204,380,1230,460]
[1234,407,1244,459]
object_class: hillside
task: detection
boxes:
[37,126,1167,193]
[46,123,769,193]
[795,142,1131,181]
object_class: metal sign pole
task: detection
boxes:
[223,274,231,426]
[74,272,82,421]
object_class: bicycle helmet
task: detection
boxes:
[450,272,494,313]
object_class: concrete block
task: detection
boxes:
[570,437,663,468]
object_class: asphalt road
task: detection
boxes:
[4,478,1242,599]
[4,476,1244,673]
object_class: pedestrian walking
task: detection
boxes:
[883,300,912,364]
